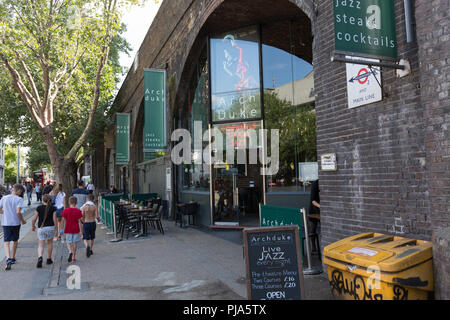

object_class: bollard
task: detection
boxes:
[302,208,322,275]
[106,200,114,235]
[110,202,122,242]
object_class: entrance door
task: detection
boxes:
[212,153,263,226]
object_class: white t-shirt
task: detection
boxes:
[0,195,24,226]
[55,192,66,209]
[87,184,95,191]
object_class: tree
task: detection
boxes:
[264,91,317,186]
[3,144,18,184]
[0,0,138,195]
[26,142,52,173]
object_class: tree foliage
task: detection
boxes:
[0,0,138,190]
[3,144,18,184]
[264,91,317,186]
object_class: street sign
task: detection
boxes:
[334,0,398,60]
[320,153,337,171]
[346,56,382,108]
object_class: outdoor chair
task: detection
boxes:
[145,205,164,235]
[118,207,141,239]
[145,203,159,229]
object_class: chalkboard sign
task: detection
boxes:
[243,226,305,300]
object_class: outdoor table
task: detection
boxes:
[176,202,198,228]
[129,208,154,237]
[114,202,132,207]
[308,214,320,220]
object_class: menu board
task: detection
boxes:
[243,226,304,300]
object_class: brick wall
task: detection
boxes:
[415,0,450,235]
[415,0,450,298]
[432,227,450,299]
[314,0,439,248]
[108,0,448,251]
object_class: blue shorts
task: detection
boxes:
[83,222,96,240]
[3,226,21,242]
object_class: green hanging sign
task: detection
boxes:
[334,0,398,60]
[116,113,130,164]
[144,69,166,152]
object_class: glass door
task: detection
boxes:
[212,121,263,226]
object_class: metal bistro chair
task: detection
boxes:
[145,202,160,230]
[145,205,164,235]
[118,206,141,240]
[148,198,161,208]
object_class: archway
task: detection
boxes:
[174,0,316,227]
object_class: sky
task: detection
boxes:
[118,0,313,89]
[118,0,163,86]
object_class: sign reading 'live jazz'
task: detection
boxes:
[243,226,305,300]
[334,0,398,59]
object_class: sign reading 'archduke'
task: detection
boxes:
[334,0,397,60]
[116,113,130,165]
[144,69,166,152]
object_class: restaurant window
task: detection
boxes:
[182,45,210,191]
[210,26,261,123]
[262,20,317,192]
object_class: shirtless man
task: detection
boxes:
[81,194,99,257]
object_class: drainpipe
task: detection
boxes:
[404,0,415,43]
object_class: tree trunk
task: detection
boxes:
[55,159,78,208]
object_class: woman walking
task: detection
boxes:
[31,194,58,268]
[51,184,66,241]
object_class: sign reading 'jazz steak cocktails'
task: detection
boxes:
[334,0,398,60]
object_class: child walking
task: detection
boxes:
[62,196,83,263]
[51,184,66,241]
[81,194,99,257]
[31,194,58,268]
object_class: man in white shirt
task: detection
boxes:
[86,182,95,194]
[0,184,27,270]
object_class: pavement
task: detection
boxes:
[0,198,332,300]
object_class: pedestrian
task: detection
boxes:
[81,194,99,257]
[309,179,320,251]
[109,185,118,194]
[0,184,27,271]
[42,182,51,196]
[31,194,57,268]
[35,183,42,203]
[51,183,66,241]
[26,182,33,206]
[86,182,95,194]
[61,196,83,263]
[70,180,90,209]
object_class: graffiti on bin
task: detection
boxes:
[329,269,383,300]
[393,285,408,300]
[329,269,411,300]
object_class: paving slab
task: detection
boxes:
[1,213,332,300]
